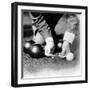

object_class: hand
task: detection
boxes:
[44,37,54,56]
[60,41,70,56]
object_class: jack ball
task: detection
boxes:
[66,52,74,61]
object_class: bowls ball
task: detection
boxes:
[24,43,45,58]
[66,52,74,61]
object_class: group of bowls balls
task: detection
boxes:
[24,41,74,61]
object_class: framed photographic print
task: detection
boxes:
[11,2,88,87]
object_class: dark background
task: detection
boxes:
[23,11,64,44]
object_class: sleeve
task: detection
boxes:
[63,31,75,44]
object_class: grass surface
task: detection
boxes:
[23,36,80,78]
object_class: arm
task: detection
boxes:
[44,37,54,56]
[61,31,75,55]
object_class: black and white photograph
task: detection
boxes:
[23,11,80,78]
[11,2,88,87]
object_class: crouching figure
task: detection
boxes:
[29,12,54,57]
[54,14,79,58]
